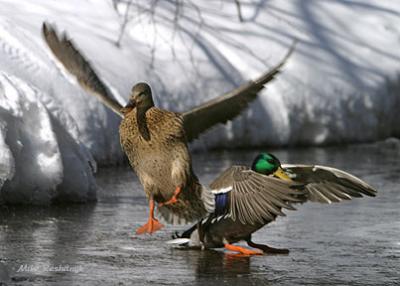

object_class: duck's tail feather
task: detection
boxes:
[166,238,191,245]
[155,184,215,225]
[156,207,194,225]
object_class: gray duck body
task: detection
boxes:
[171,155,377,252]
[198,217,268,248]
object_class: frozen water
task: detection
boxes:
[0,261,10,284]
[0,145,399,285]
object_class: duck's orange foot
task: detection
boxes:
[135,218,164,235]
[159,196,178,207]
[224,244,263,256]
[159,186,182,207]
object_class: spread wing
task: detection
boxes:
[282,164,377,204]
[182,42,296,142]
[42,22,124,117]
[210,165,303,225]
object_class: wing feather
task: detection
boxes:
[325,184,352,200]
[210,165,303,225]
[182,42,296,142]
[42,22,123,117]
[318,185,342,203]
[282,164,377,204]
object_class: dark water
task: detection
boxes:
[1,142,400,285]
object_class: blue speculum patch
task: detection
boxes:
[215,192,229,215]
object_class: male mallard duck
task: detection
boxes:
[169,153,377,255]
[41,23,295,234]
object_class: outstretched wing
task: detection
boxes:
[282,164,377,204]
[42,22,124,117]
[182,42,296,142]
[210,165,303,225]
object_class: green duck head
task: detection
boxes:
[251,153,292,181]
[121,82,154,115]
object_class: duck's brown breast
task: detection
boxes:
[119,108,192,199]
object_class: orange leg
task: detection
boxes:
[224,244,263,256]
[158,186,182,207]
[136,199,164,235]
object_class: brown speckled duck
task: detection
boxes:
[42,23,295,234]
[118,82,212,234]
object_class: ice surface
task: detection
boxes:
[0,0,400,203]
[0,261,10,284]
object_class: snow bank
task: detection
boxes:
[0,73,96,204]
[0,0,400,203]
[2,0,400,153]
[117,0,400,147]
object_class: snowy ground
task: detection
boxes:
[0,0,400,203]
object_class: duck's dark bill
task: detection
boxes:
[120,99,136,114]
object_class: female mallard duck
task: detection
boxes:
[169,153,377,255]
[41,23,295,234]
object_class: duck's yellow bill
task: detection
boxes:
[273,167,292,182]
